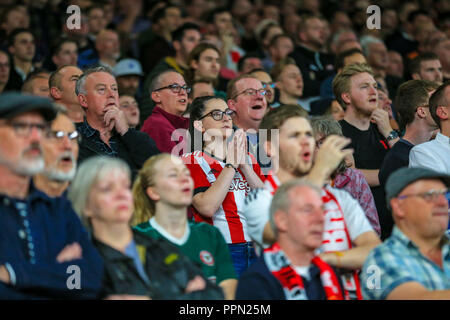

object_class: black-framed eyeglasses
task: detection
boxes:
[154,83,191,94]
[199,108,236,121]
[46,130,81,143]
[232,88,267,99]
[397,189,449,203]
[0,121,50,137]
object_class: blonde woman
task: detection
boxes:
[133,153,238,299]
[68,156,223,300]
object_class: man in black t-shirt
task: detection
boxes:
[333,63,399,240]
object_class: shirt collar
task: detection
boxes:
[435,132,450,144]
[0,180,52,205]
[391,226,450,249]
[78,118,97,138]
[149,217,190,246]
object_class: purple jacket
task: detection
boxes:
[141,106,189,155]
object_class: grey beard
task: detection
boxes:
[44,164,77,182]
[0,150,44,176]
[13,158,45,176]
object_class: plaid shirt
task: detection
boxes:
[361,226,450,300]
[78,119,118,157]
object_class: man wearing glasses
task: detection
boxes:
[75,66,159,180]
[33,105,80,197]
[0,93,103,299]
[361,167,450,299]
[141,70,190,155]
[410,82,450,175]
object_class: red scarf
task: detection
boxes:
[264,242,344,300]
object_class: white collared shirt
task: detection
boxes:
[409,133,450,174]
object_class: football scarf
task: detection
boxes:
[263,242,344,300]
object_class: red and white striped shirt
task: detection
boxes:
[182,151,264,244]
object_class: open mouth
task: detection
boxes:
[179,99,187,104]
[301,151,312,162]
[60,156,73,165]
[251,105,263,110]
[182,187,192,194]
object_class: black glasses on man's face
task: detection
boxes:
[154,83,191,94]
[232,88,267,99]
[199,108,236,121]
[397,189,449,203]
[0,121,49,137]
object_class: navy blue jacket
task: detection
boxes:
[0,184,103,299]
[236,255,344,300]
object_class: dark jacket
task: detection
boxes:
[0,184,104,300]
[236,255,344,300]
[76,122,160,179]
[289,45,335,98]
[93,230,224,300]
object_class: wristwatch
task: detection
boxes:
[386,130,399,141]
[225,163,237,172]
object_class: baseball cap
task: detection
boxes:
[113,59,144,77]
[385,167,450,209]
[0,92,57,122]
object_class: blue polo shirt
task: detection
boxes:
[361,226,450,300]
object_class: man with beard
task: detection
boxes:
[0,93,103,299]
[289,15,335,98]
[33,106,79,197]
[243,105,381,299]
[333,63,399,240]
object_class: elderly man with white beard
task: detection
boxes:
[33,105,79,197]
[0,93,103,299]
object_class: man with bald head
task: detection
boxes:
[141,70,190,155]
[75,66,159,178]
[49,65,84,123]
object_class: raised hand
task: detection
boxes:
[371,108,392,138]
[308,135,353,186]
[104,106,129,136]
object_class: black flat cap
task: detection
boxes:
[0,92,57,121]
[385,167,450,209]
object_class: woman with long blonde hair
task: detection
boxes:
[133,153,238,299]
